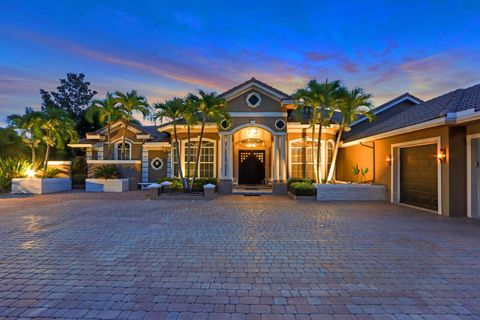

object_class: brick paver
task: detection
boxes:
[0,192,479,319]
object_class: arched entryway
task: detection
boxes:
[233,126,272,185]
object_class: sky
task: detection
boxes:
[1,0,480,126]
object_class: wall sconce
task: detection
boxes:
[386,155,392,165]
[437,148,446,162]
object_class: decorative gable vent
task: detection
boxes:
[246,92,261,108]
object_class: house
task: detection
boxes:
[69,78,480,219]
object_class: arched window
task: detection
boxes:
[114,141,132,160]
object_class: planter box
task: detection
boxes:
[287,192,316,201]
[85,179,129,192]
[317,184,387,201]
[11,178,72,194]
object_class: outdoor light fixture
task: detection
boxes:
[26,168,36,178]
[386,155,392,165]
[241,138,263,148]
[437,149,447,162]
[247,127,258,138]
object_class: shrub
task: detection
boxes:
[157,177,184,192]
[0,158,32,193]
[44,167,60,178]
[289,181,316,196]
[287,177,314,186]
[192,178,217,189]
[94,164,121,179]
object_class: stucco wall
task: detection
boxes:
[227,89,284,113]
[337,125,467,217]
[104,127,143,160]
[148,150,169,182]
[87,161,141,190]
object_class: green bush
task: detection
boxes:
[94,164,121,179]
[287,177,314,186]
[192,178,217,189]
[44,167,60,178]
[0,158,32,193]
[289,181,316,196]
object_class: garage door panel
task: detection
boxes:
[400,144,438,211]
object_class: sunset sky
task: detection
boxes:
[1,1,479,125]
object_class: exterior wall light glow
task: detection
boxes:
[437,149,447,162]
[247,127,258,138]
[25,168,36,178]
[386,155,392,165]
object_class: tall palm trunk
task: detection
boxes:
[311,123,318,183]
[121,122,128,160]
[173,123,186,189]
[42,130,52,177]
[106,119,112,160]
[327,124,344,182]
[186,124,191,190]
[191,120,205,191]
[316,121,323,183]
[31,143,36,170]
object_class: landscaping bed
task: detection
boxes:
[287,178,316,201]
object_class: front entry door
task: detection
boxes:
[239,150,265,185]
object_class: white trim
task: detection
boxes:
[87,160,141,164]
[221,81,289,101]
[390,137,442,215]
[246,92,262,108]
[341,117,446,147]
[220,122,285,136]
[47,161,71,165]
[466,133,480,218]
[86,133,104,140]
[143,142,171,149]
[68,143,94,148]
[136,134,152,139]
[142,149,149,183]
[229,112,288,117]
[350,95,422,127]
[97,121,143,135]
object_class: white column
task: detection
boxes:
[220,135,226,179]
[226,134,233,180]
[141,148,149,183]
[280,135,287,182]
[273,136,279,182]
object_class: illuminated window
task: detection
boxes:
[290,140,324,179]
[114,141,131,160]
[326,140,334,174]
[174,140,215,178]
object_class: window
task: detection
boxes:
[290,140,324,180]
[173,140,216,178]
[114,141,131,160]
[246,92,261,108]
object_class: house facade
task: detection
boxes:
[70,78,480,219]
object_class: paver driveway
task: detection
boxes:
[0,192,479,320]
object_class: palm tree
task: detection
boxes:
[114,90,150,159]
[292,79,343,183]
[7,107,44,169]
[154,98,187,189]
[85,92,121,159]
[190,90,228,190]
[326,87,375,182]
[41,106,78,177]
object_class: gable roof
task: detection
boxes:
[219,77,292,101]
[343,83,480,143]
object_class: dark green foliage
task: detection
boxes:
[289,181,316,196]
[40,73,98,136]
[191,178,217,189]
[44,167,60,178]
[0,158,31,193]
[94,164,121,179]
[0,127,28,159]
[287,178,314,186]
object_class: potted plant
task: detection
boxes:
[85,164,129,192]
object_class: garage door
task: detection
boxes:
[400,144,438,210]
